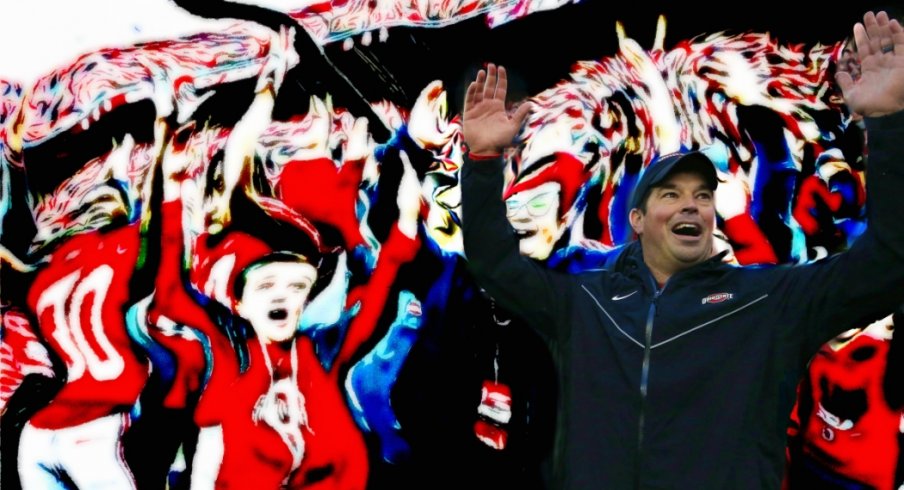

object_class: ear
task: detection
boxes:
[629,208,645,236]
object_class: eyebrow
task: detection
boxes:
[507,191,556,203]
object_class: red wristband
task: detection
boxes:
[468,152,502,160]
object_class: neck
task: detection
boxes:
[645,262,673,288]
[639,248,683,288]
[259,338,296,379]
[263,338,294,353]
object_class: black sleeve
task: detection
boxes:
[460,155,574,341]
[776,111,904,356]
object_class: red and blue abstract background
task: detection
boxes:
[1,1,901,488]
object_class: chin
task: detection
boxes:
[259,326,296,344]
[519,245,537,259]
[518,238,544,257]
[680,250,711,264]
[269,333,295,344]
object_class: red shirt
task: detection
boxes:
[27,224,149,429]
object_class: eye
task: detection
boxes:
[256,281,275,290]
[290,282,309,291]
[696,191,713,201]
[661,191,679,199]
[530,200,549,211]
[850,345,876,362]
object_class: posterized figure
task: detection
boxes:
[0,22,299,490]
[345,290,424,463]
[375,81,557,488]
[786,314,903,490]
[4,3,902,488]
[792,147,867,256]
[16,170,146,490]
[13,125,156,490]
[291,136,423,461]
[254,93,425,453]
[153,131,371,490]
[147,59,423,487]
[712,166,778,265]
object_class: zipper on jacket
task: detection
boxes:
[635,287,660,489]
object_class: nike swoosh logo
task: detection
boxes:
[612,291,638,301]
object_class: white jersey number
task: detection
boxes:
[35,265,125,381]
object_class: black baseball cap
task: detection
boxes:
[628,151,719,210]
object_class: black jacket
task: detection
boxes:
[460,112,904,490]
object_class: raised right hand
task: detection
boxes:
[462,63,532,155]
[836,11,904,118]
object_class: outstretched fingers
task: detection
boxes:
[511,100,533,129]
[482,64,498,101]
[466,69,487,109]
[852,21,869,59]
[465,80,479,110]
[495,66,509,101]
[839,11,904,117]
[864,11,883,56]
[863,11,899,56]
[891,18,904,52]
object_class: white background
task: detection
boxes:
[0,0,235,83]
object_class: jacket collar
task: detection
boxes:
[614,240,730,289]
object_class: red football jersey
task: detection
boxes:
[26,224,149,429]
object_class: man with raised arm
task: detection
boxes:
[461,11,904,490]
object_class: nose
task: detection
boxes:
[680,195,698,213]
[509,209,532,222]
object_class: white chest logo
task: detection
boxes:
[612,291,638,301]
[253,377,308,470]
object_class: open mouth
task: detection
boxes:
[672,223,702,238]
[268,308,288,321]
[818,378,866,430]
[514,229,537,239]
[816,402,855,431]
